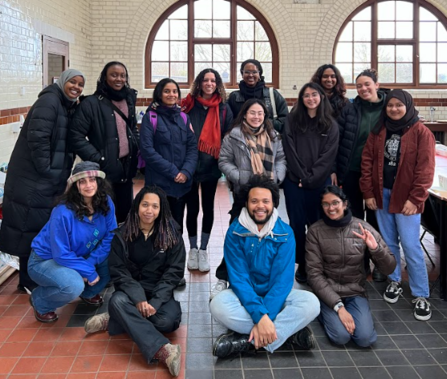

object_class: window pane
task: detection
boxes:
[213,0,230,20]
[152,41,169,61]
[195,62,212,78]
[396,63,413,82]
[262,63,272,82]
[354,63,370,79]
[337,63,353,84]
[155,21,169,40]
[195,44,212,61]
[353,7,371,21]
[237,21,254,40]
[378,45,395,62]
[438,64,447,83]
[378,22,395,39]
[237,5,255,20]
[171,62,187,83]
[213,21,230,38]
[354,43,371,62]
[439,23,447,42]
[214,62,231,82]
[195,0,212,19]
[420,22,437,42]
[419,43,437,62]
[378,1,395,21]
[237,42,254,61]
[339,22,353,42]
[420,63,436,82]
[335,43,352,62]
[438,43,447,62]
[354,21,371,41]
[379,63,395,82]
[396,22,413,39]
[214,44,230,61]
[255,42,272,61]
[419,7,437,21]
[171,42,187,61]
[152,62,169,82]
[396,45,412,62]
[195,20,212,38]
[396,1,413,21]
[169,4,187,19]
[255,21,268,41]
[171,20,187,40]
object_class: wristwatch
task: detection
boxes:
[333,301,344,313]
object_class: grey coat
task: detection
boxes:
[218,126,286,193]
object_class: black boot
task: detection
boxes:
[213,332,252,358]
[288,327,316,350]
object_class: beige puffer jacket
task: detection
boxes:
[306,216,396,309]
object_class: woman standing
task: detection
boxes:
[69,61,139,223]
[140,78,198,233]
[0,69,85,292]
[84,186,185,377]
[211,98,286,298]
[181,68,233,272]
[282,83,339,283]
[28,162,117,323]
[360,89,435,321]
[306,186,395,347]
[228,59,288,133]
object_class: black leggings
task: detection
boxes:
[184,179,219,237]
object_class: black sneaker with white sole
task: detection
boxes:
[412,297,432,321]
[383,281,403,304]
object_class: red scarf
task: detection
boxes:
[181,93,222,159]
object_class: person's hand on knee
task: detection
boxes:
[338,307,355,335]
[88,275,100,286]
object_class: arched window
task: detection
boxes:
[334,0,447,88]
[144,0,279,88]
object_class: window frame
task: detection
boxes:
[144,0,279,89]
[333,0,447,89]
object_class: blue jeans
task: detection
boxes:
[210,289,320,353]
[28,250,110,314]
[375,188,429,298]
[318,297,377,347]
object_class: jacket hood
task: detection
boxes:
[38,84,75,109]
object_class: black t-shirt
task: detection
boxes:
[383,129,402,189]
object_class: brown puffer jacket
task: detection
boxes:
[306,217,396,309]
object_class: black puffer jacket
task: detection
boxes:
[0,84,75,257]
[186,101,233,182]
[68,90,139,183]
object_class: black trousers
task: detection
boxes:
[167,196,187,234]
[112,179,134,224]
[184,178,219,237]
[108,291,181,362]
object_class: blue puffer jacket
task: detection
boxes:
[224,215,295,323]
[140,105,198,198]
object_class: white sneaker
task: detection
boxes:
[187,248,199,270]
[210,279,227,300]
[198,249,210,272]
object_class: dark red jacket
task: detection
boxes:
[360,121,435,214]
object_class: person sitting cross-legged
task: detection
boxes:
[210,175,320,357]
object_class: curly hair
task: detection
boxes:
[58,178,113,220]
[311,64,348,118]
[189,68,226,102]
[239,175,280,208]
[121,186,180,251]
[95,61,130,95]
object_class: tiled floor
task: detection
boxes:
[0,177,445,379]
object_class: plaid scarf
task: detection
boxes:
[241,121,274,179]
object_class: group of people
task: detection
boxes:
[0,57,436,375]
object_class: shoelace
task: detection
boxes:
[412,297,430,310]
[387,282,402,294]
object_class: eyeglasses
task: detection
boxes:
[243,70,259,76]
[322,200,342,208]
[247,111,265,117]
[303,92,320,99]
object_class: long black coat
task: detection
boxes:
[0,84,75,257]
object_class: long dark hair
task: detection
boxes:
[95,61,130,95]
[153,78,181,105]
[121,186,180,250]
[289,82,334,134]
[311,64,348,118]
[321,185,351,208]
[59,178,113,219]
[230,98,276,139]
[190,68,226,102]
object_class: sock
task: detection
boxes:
[189,236,198,250]
[200,232,210,250]
[154,344,169,363]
